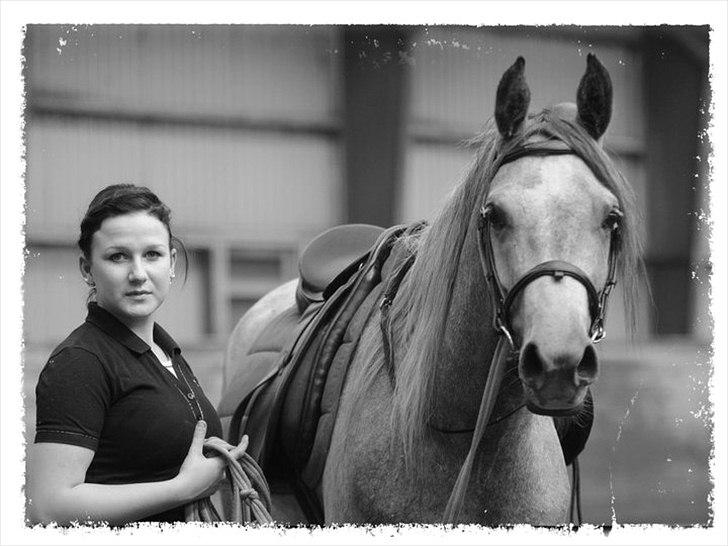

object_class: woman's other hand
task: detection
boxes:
[173,421,227,502]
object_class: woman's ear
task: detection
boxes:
[170,247,177,277]
[79,255,94,285]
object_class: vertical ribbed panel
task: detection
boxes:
[408,27,644,141]
[25,118,341,240]
[399,145,472,222]
[26,25,340,121]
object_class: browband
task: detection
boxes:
[498,139,576,167]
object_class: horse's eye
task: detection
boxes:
[484,204,508,231]
[602,208,623,232]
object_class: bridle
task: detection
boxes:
[442,138,622,524]
[477,140,620,349]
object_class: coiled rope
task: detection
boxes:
[185,436,273,524]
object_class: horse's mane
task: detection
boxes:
[356,108,645,467]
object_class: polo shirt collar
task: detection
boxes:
[153,323,182,356]
[85,303,180,356]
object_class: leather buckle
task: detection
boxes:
[590,320,605,343]
[495,315,515,349]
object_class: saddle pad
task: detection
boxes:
[218,305,302,420]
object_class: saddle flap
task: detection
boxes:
[218,351,281,418]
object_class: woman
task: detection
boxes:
[28,184,228,525]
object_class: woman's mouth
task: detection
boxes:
[126,290,151,297]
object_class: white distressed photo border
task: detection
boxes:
[1,2,726,545]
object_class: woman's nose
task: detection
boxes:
[128,258,147,282]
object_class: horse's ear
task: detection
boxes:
[576,53,613,141]
[495,56,531,139]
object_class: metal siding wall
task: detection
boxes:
[407,27,644,144]
[26,118,341,241]
[23,246,88,345]
[26,25,340,122]
[399,145,472,222]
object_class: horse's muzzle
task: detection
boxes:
[518,341,597,416]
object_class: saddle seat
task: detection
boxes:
[296,224,385,312]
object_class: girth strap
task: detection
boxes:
[380,252,417,385]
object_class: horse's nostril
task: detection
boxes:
[576,344,598,384]
[520,342,545,386]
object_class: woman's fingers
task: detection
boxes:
[187,421,207,456]
[203,435,250,462]
[203,436,232,456]
[228,435,250,460]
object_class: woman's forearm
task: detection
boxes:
[29,424,225,525]
[31,476,188,526]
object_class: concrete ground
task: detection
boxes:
[578,337,713,526]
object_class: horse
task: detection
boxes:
[221,53,643,525]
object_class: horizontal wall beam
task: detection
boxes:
[28,98,341,138]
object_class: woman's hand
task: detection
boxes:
[173,421,227,502]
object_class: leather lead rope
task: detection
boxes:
[185,436,273,524]
[442,336,511,523]
[569,456,583,527]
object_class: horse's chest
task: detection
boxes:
[328,409,570,524]
[464,414,571,524]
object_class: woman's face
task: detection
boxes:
[80,211,176,329]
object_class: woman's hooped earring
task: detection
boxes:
[85,278,95,287]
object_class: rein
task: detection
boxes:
[185,436,274,524]
[379,138,621,526]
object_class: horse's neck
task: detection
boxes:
[427,227,517,431]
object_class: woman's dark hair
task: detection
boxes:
[79,184,188,280]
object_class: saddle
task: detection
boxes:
[218,222,594,524]
[218,223,412,523]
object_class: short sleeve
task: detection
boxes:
[34,346,111,450]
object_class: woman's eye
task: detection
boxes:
[145,250,162,259]
[109,253,126,262]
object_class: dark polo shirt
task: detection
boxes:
[35,302,222,523]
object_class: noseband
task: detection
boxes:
[477,140,620,349]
